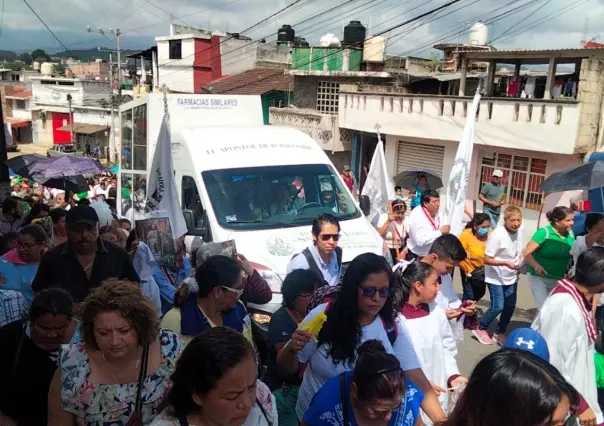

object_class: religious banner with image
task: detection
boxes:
[136,216,176,267]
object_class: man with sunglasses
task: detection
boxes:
[288,214,343,286]
[161,255,253,345]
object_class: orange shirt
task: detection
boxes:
[458,228,489,275]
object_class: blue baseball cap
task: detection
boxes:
[503,328,550,362]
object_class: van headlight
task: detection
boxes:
[249,262,283,293]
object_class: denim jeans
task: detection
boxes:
[484,209,500,229]
[529,275,558,311]
[479,283,518,334]
[461,274,487,303]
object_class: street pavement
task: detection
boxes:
[454,273,536,377]
[8,143,534,377]
[7,142,48,159]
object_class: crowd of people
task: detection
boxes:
[0,166,603,426]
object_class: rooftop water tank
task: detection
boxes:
[363,36,386,62]
[469,22,489,46]
[277,25,295,43]
[320,34,341,47]
[343,20,366,46]
[33,61,41,71]
[40,62,55,76]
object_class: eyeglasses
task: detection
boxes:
[361,287,390,298]
[319,233,340,242]
[221,286,244,296]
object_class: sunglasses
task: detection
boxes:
[361,287,391,298]
[221,286,244,296]
[319,233,340,242]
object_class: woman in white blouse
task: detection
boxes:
[376,199,408,262]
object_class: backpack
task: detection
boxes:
[292,247,343,287]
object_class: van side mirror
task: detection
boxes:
[182,209,196,233]
[182,209,210,240]
[360,195,371,216]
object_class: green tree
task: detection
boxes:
[31,49,50,62]
[5,62,23,71]
[17,53,33,65]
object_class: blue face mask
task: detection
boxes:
[477,227,489,236]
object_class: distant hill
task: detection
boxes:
[53,48,140,62]
[0,50,17,61]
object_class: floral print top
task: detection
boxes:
[59,329,183,426]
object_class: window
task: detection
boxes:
[169,40,182,60]
[15,100,26,110]
[120,173,147,219]
[121,109,133,170]
[132,104,147,170]
[478,152,547,211]
[182,176,204,228]
[316,81,340,114]
[203,164,360,231]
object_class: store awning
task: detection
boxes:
[56,123,108,134]
[4,118,31,128]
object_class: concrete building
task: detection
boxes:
[3,86,33,143]
[30,76,116,157]
[66,60,111,79]
[155,24,291,94]
[338,47,604,241]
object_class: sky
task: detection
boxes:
[1,0,604,57]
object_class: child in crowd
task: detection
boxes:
[397,261,466,424]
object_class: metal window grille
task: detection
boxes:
[316,81,340,114]
[479,152,547,211]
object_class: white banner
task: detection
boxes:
[361,135,396,227]
[145,113,188,238]
[445,91,481,236]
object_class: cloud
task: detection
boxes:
[1,0,602,55]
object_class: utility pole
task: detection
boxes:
[109,54,117,163]
[116,29,122,88]
[67,94,75,145]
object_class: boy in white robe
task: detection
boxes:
[532,247,604,426]
[398,261,467,424]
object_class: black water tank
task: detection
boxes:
[295,37,310,47]
[343,20,366,45]
[278,25,295,43]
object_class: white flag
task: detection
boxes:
[145,114,188,238]
[444,91,481,236]
[361,136,396,227]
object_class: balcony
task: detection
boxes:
[338,90,582,155]
[269,107,352,152]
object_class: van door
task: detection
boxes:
[181,174,212,241]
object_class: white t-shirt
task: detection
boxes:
[295,302,421,419]
[377,213,407,249]
[407,206,443,257]
[570,235,602,277]
[484,226,523,286]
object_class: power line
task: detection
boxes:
[210,0,464,94]
[489,0,553,43]
[89,0,121,26]
[21,0,72,55]
[140,0,193,27]
[496,0,592,43]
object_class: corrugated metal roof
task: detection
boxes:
[204,68,292,95]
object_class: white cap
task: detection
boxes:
[492,169,504,178]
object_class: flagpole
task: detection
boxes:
[375,123,400,260]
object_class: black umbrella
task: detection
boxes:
[40,175,90,193]
[5,154,47,179]
[540,161,604,194]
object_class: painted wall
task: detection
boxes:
[11,99,31,120]
[340,93,581,155]
[32,79,109,106]
[157,38,196,93]
[220,38,258,76]
[383,135,582,243]
[52,112,72,144]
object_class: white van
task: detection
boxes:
[118,94,386,314]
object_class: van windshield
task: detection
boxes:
[203,164,360,230]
